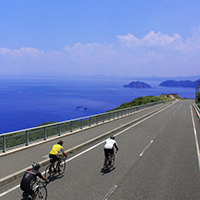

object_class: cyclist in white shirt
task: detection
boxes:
[104,135,119,167]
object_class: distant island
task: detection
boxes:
[159,79,200,88]
[123,81,152,88]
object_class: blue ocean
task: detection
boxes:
[0,77,196,134]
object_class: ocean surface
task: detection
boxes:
[0,77,196,134]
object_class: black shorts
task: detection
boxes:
[49,154,59,164]
[20,185,35,196]
[104,148,114,158]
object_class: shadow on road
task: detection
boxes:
[100,166,115,175]
[46,173,65,183]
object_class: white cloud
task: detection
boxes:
[117,33,142,48]
[181,27,200,54]
[140,52,166,64]
[117,31,182,49]
[0,47,45,59]
[143,31,181,46]
[0,29,200,77]
[63,42,118,62]
[0,48,12,54]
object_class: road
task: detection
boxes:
[0,100,200,200]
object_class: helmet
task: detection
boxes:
[110,135,115,140]
[57,140,63,145]
[32,162,40,170]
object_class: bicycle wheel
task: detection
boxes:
[44,164,54,178]
[36,186,47,200]
[59,158,66,174]
[110,154,115,167]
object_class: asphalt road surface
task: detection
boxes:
[0,100,200,200]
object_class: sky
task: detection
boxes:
[0,0,200,78]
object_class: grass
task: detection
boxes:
[109,94,174,111]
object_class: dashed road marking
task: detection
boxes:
[102,185,118,200]
[139,140,154,157]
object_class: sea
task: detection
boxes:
[0,77,196,134]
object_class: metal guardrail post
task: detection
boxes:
[26,130,29,146]
[3,135,6,153]
[89,117,91,127]
[96,116,98,124]
[80,119,83,129]
[44,127,47,140]
[70,121,73,132]
[59,124,61,136]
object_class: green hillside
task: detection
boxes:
[110,95,172,111]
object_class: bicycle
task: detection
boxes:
[103,150,117,169]
[45,155,67,178]
[21,181,48,200]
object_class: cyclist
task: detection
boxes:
[20,162,49,200]
[49,140,68,173]
[104,135,119,168]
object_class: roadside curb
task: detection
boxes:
[0,103,170,187]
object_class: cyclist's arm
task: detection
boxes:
[63,152,68,157]
[59,148,68,158]
[114,143,119,151]
[42,176,49,183]
[37,172,49,183]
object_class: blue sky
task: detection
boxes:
[0,0,200,78]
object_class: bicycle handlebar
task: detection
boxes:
[36,180,49,187]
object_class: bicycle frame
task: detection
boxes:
[22,181,48,200]
[45,155,67,178]
[104,151,116,169]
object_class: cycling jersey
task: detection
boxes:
[20,168,42,192]
[49,144,64,155]
[104,138,117,149]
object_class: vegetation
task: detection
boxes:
[197,92,200,102]
[197,92,200,109]
[110,94,174,111]
[37,121,58,126]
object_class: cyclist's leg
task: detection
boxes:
[49,154,59,172]
[49,155,55,172]
[56,158,61,172]
[108,149,114,165]
[104,149,109,167]
[49,159,54,173]
[110,148,114,159]
[104,157,107,167]
[28,189,36,200]
[21,184,34,199]
[31,193,37,200]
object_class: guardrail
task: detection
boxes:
[193,103,200,118]
[0,101,165,153]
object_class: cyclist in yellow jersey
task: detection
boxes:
[49,140,68,173]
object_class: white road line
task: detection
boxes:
[0,185,19,198]
[0,103,173,197]
[139,140,154,157]
[102,185,118,200]
[190,105,200,171]
[66,141,105,162]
